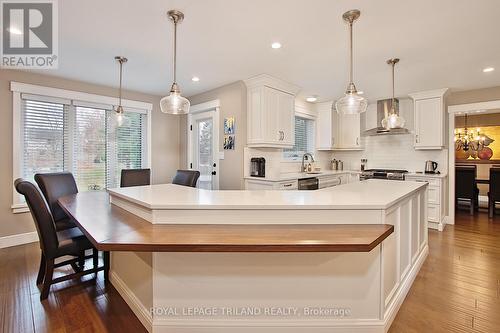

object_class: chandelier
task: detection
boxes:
[454,114,486,152]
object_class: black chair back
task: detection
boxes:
[490,168,500,199]
[14,179,58,256]
[455,166,477,200]
[120,168,151,187]
[35,172,78,222]
[172,170,200,188]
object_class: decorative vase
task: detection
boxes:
[478,147,493,160]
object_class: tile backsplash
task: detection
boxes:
[321,134,448,173]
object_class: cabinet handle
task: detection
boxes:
[283,183,293,187]
[356,137,359,146]
[415,134,419,143]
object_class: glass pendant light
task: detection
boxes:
[335,10,367,115]
[160,10,190,114]
[114,56,128,126]
[381,58,405,129]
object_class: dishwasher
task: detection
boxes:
[297,177,319,190]
[318,176,341,189]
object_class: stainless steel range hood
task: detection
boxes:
[363,99,410,136]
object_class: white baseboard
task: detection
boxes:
[0,231,38,249]
[109,270,153,332]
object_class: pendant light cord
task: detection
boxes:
[391,61,395,114]
[172,19,177,84]
[118,60,123,106]
[349,21,353,85]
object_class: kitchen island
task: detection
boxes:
[60,180,428,333]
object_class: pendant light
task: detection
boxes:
[160,10,190,114]
[335,10,367,115]
[114,56,128,126]
[381,58,405,129]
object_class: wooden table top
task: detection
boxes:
[58,192,394,253]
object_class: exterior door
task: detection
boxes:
[188,109,219,190]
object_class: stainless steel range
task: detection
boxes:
[360,169,408,181]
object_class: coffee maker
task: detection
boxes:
[250,157,266,177]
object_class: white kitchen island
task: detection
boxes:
[101,180,428,333]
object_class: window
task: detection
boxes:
[12,82,151,212]
[283,116,315,160]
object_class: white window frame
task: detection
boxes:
[11,81,153,213]
[283,111,316,161]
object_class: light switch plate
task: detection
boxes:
[218,152,225,160]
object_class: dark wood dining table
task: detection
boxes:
[476,178,490,184]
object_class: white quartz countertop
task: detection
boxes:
[244,170,361,182]
[108,179,427,210]
[406,172,448,178]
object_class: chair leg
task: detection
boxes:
[470,199,474,215]
[92,248,99,270]
[36,253,46,285]
[41,258,54,301]
[78,253,85,270]
[103,251,110,282]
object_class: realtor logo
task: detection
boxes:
[1,0,58,68]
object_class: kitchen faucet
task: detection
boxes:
[301,153,315,172]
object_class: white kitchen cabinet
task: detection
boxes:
[316,101,362,151]
[406,174,447,231]
[245,75,300,148]
[245,179,298,190]
[409,88,448,150]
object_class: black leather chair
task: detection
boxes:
[14,179,103,300]
[172,170,200,188]
[34,172,78,231]
[455,166,479,215]
[488,167,500,218]
[120,168,151,187]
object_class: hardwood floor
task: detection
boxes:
[1,211,499,333]
[390,211,500,333]
[0,243,146,333]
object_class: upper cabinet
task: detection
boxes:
[316,101,362,151]
[245,75,300,148]
[409,88,448,150]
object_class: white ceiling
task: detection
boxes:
[32,0,500,102]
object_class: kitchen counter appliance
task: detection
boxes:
[298,177,319,190]
[360,169,408,181]
[425,160,438,174]
[250,157,266,177]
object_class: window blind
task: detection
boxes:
[283,116,315,160]
[73,106,107,191]
[106,112,145,188]
[18,96,147,195]
[21,99,69,181]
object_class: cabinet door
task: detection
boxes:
[264,87,281,144]
[316,103,334,149]
[338,113,361,148]
[277,91,295,146]
[414,97,442,149]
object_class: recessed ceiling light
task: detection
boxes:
[7,27,22,35]
[306,96,317,103]
[357,91,364,95]
[483,67,495,73]
[271,42,282,49]
[191,76,200,82]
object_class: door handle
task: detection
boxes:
[211,171,217,175]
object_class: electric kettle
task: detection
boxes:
[425,161,438,174]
